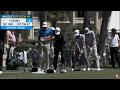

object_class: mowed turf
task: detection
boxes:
[0,68,120,79]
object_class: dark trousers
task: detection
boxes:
[72,48,90,69]
[0,41,4,70]
[110,47,120,68]
[66,58,71,67]
[0,50,3,70]
[54,47,65,70]
[72,53,74,65]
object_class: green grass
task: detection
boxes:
[0,67,120,79]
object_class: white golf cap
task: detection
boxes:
[84,27,89,31]
[84,27,90,34]
[74,29,80,36]
[42,22,47,27]
[51,27,55,30]
[55,27,61,35]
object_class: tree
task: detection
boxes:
[69,11,74,25]
[38,11,48,28]
[47,11,70,27]
[83,11,90,32]
[97,11,112,57]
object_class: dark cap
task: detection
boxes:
[111,28,117,32]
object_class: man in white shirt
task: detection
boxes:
[108,28,120,68]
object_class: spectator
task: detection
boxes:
[6,30,16,70]
[108,28,120,68]
[6,30,16,47]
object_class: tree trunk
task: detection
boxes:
[9,11,12,14]
[80,11,90,61]
[38,11,48,41]
[97,11,112,57]
[70,11,75,25]
[83,11,90,31]
[39,11,48,28]
[51,21,57,27]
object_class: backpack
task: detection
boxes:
[46,69,54,73]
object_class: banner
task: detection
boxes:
[0,15,32,30]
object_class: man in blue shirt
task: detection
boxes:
[36,22,54,74]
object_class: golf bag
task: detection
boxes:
[7,57,18,70]
[46,69,54,73]
[7,46,18,70]
[30,49,39,72]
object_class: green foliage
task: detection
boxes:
[64,24,83,48]
[16,40,37,52]
[48,11,70,22]
[16,45,37,52]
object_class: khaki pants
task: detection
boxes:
[38,44,50,70]
[86,44,100,69]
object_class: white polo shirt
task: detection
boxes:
[108,34,119,47]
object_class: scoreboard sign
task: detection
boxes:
[0,15,32,30]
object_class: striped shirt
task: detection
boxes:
[38,28,53,44]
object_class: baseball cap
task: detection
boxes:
[84,27,89,31]
[84,27,90,34]
[51,27,55,30]
[42,22,47,27]
[111,28,117,32]
[55,27,61,35]
[74,29,80,36]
